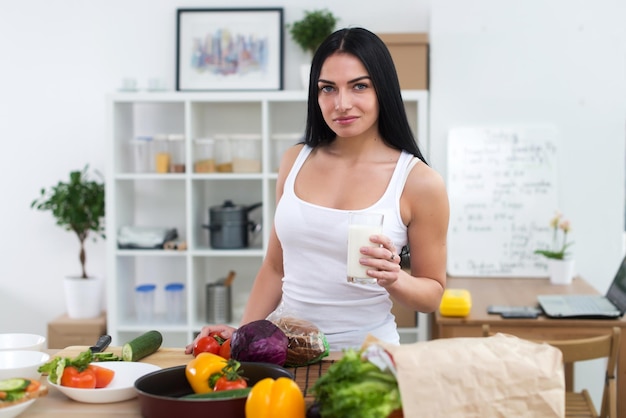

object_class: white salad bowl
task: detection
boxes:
[0,351,49,381]
[0,334,46,352]
[0,399,36,418]
[48,362,161,403]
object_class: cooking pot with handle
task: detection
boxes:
[203,200,262,249]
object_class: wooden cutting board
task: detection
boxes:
[53,346,191,369]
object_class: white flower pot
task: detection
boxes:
[547,259,575,285]
[63,276,103,319]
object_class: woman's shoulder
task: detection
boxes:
[401,159,449,225]
[405,159,448,200]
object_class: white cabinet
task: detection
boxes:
[105,90,430,347]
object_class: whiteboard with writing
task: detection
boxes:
[447,126,559,277]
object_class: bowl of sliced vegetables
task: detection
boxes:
[48,361,160,403]
[39,344,161,404]
[135,361,294,418]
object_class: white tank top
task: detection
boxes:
[273,145,418,350]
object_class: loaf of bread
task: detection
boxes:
[272,316,329,367]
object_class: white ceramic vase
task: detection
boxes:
[547,259,575,285]
[63,276,103,319]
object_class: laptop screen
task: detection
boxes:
[606,255,626,313]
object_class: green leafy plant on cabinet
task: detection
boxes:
[31,165,105,279]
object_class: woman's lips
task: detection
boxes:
[334,116,358,125]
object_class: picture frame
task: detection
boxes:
[176,8,284,91]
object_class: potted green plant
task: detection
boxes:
[288,9,339,56]
[287,9,339,88]
[31,165,106,318]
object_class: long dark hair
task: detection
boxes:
[303,27,427,164]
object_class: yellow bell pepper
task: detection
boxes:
[185,352,228,394]
[245,377,305,418]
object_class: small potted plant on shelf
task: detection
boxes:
[287,8,339,88]
[288,9,339,56]
[31,165,106,318]
[534,211,575,285]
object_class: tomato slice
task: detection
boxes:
[88,364,115,388]
[61,366,96,389]
[25,380,41,393]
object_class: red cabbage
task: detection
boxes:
[231,319,289,366]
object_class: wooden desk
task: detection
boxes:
[432,276,626,416]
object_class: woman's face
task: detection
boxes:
[317,53,379,139]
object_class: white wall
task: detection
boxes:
[430,0,626,406]
[430,1,626,285]
[0,0,430,334]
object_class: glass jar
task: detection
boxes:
[214,134,232,173]
[153,134,170,173]
[194,138,216,173]
[168,134,185,173]
[230,133,262,173]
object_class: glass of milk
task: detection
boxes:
[347,212,384,284]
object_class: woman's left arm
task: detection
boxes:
[361,162,449,312]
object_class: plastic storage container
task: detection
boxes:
[230,134,262,173]
[130,136,152,173]
[135,284,156,323]
[165,283,185,323]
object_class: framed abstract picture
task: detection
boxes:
[176,8,284,91]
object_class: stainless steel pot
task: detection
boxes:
[203,200,262,249]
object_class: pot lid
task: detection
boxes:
[212,200,243,211]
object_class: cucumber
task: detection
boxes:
[0,378,29,392]
[121,330,163,361]
[183,387,251,399]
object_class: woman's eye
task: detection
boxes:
[319,85,335,93]
[354,83,368,90]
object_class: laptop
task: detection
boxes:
[537,255,626,319]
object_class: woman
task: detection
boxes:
[186,27,449,352]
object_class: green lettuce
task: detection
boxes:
[310,348,401,418]
[38,350,121,384]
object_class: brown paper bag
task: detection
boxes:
[377,333,565,418]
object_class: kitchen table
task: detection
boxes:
[22,346,341,417]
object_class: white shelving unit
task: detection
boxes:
[105,90,430,348]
